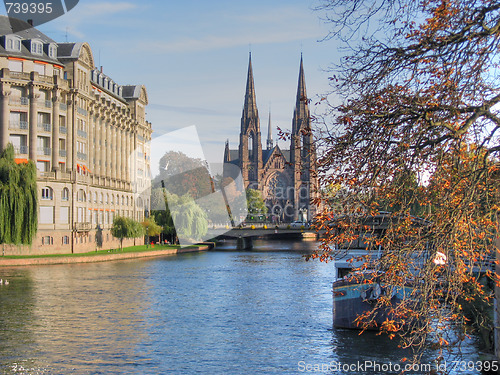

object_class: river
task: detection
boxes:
[0,240,482,374]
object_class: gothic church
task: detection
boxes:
[223,55,317,222]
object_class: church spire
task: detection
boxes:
[224,139,231,162]
[242,52,258,123]
[292,54,310,135]
[267,109,273,150]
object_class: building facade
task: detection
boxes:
[224,55,317,222]
[0,16,152,254]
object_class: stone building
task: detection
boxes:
[0,16,151,254]
[224,54,317,222]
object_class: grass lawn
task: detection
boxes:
[0,243,183,259]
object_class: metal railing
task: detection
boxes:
[9,121,28,130]
[37,147,51,156]
[38,123,51,132]
[13,145,28,154]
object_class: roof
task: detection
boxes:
[121,85,142,99]
[56,42,83,59]
[0,15,59,63]
[0,16,55,42]
[226,147,291,166]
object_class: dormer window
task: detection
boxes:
[31,40,43,55]
[5,35,22,52]
[46,43,57,58]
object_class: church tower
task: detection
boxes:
[291,55,316,221]
[238,53,263,188]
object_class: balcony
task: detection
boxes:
[13,145,28,154]
[9,97,29,106]
[77,152,87,161]
[59,126,67,134]
[59,149,67,157]
[9,121,28,130]
[77,129,87,138]
[76,107,88,116]
[37,147,51,156]
[74,222,92,232]
[38,123,51,132]
[9,71,30,80]
[59,103,67,111]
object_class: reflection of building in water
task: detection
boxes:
[0,16,151,254]
[223,54,317,222]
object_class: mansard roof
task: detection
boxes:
[0,15,59,63]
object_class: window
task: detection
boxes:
[42,236,53,245]
[41,187,53,200]
[78,189,86,202]
[62,236,69,245]
[93,191,97,203]
[111,194,114,205]
[48,44,57,58]
[8,59,22,72]
[40,206,54,224]
[62,188,69,201]
[31,41,43,55]
[60,207,69,224]
[34,63,45,75]
[36,161,49,172]
[5,36,21,52]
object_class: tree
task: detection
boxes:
[313,0,500,359]
[142,216,162,245]
[0,144,37,245]
[246,188,268,217]
[166,192,208,242]
[111,216,144,251]
[153,151,213,199]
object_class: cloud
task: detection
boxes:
[148,103,236,117]
[139,5,322,53]
[44,1,137,39]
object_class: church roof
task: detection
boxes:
[226,146,291,166]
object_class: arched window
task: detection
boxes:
[41,186,53,200]
[62,188,69,201]
[248,133,254,159]
[77,189,86,202]
[301,135,308,157]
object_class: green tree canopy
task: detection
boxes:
[0,144,37,245]
[111,216,144,250]
[246,188,268,216]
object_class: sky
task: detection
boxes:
[14,0,342,164]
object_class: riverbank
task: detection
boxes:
[0,243,214,267]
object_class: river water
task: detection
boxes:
[0,240,482,374]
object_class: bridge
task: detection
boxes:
[217,225,318,249]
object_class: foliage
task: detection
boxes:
[153,151,213,199]
[165,192,208,242]
[111,216,144,250]
[0,144,37,245]
[313,0,500,358]
[151,187,177,243]
[142,216,162,237]
[246,188,268,216]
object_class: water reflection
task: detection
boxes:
[0,242,482,374]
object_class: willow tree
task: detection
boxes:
[0,144,37,245]
[313,0,500,360]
